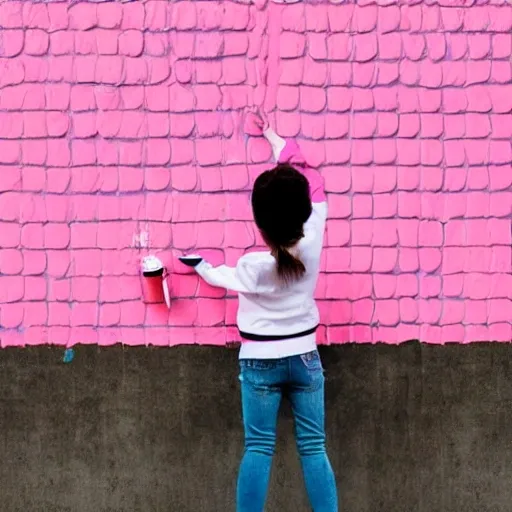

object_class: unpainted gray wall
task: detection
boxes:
[1,342,512,512]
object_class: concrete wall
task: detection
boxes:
[2,343,512,511]
[0,0,511,347]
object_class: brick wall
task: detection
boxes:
[0,0,510,347]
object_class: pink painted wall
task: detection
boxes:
[0,0,510,347]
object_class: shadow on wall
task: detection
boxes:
[2,342,512,512]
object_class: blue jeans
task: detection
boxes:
[236,350,338,512]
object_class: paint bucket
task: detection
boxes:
[141,255,170,308]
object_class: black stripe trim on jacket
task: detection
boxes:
[238,325,318,342]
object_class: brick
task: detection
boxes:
[43,224,70,250]
[71,277,99,302]
[373,275,397,299]
[466,60,491,87]
[280,32,305,59]
[99,303,120,327]
[399,297,419,323]
[373,166,397,194]
[0,303,24,329]
[377,5,400,33]
[303,57,328,88]
[95,1,121,28]
[396,273,418,297]
[399,59,419,86]
[354,62,377,87]
[118,29,143,57]
[418,248,442,273]
[22,249,46,276]
[442,59,466,88]
[326,220,350,247]
[352,34,378,63]
[418,88,444,112]
[0,2,23,29]
[0,29,24,57]
[396,139,420,166]
[398,113,420,138]
[463,273,491,300]
[440,300,465,326]
[425,33,446,62]
[327,34,351,60]
[70,302,98,327]
[329,62,351,86]
[465,167,487,191]
[419,275,441,299]
[351,140,372,165]
[488,300,512,324]
[376,112,398,138]
[372,248,397,272]
[300,86,326,114]
[488,323,512,343]
[374,194,397,218]
[279,58,304,86]
[353,195,373,219]
[492,33,511,58]
[374,300,399,327]
[0,248,23,275]
[0,58,24,88]
[418,299,442,325]
[421,140,443,166]
[69,3,97,31]
[482,60,509,86]
[122,58,148,86]
[442,140,465,170]
[144,33,168,57]
[444,114,466,139]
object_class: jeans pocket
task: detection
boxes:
[300,350,323,372]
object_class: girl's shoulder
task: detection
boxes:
[239,250,274,270]
[238,251,278,294]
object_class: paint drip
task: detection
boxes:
[63,348,75,363]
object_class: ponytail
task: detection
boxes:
[275,246,306,283]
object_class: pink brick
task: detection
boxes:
[280,32,306,59]
[418,297,442,324]
[372,219,398,246]
[328,195,351,219]
[374,300,399,327]
[398,248,419,273]
[373,274,396,299]
[372,248,397,273]
[400,298,418,323]
[350,247,372,273]
[419,248,442,273]
[0,249,23,275]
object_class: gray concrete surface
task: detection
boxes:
[1,342,512,512]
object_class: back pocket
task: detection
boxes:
[300,350,323,371]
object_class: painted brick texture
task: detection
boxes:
[0,0,510,347]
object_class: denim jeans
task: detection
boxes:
[236,350,338,512]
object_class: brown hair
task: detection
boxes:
[251,164,312,283]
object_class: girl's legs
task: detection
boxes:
[236,360,283,512]
[288,351,338,511]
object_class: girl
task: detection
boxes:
[180,110,338,512]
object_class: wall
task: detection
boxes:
[0,0,511,347]
[3,343,512,512]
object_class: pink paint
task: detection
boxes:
[0,0,510,347]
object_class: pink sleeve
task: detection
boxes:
[278,138,326,203]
